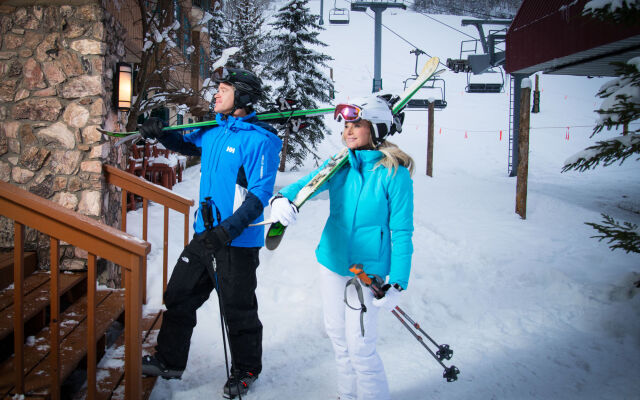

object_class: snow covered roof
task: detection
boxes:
[505,0,640,76]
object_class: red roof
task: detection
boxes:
[505,0,640,76]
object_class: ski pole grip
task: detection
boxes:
[349,264,373,286]
[201,197,214,231]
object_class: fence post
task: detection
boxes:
[515,79,532,219]
[124,257,143,399]
[50,238,61,400]
[426,99,435,177]
[13,222,24,394]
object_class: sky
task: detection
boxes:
[119,1,640,399]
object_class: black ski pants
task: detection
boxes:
[155,236,263,374]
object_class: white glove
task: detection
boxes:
[372,285,402,313]
[270,195,298,226]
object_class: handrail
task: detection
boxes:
[0,180,150,399]
[104,164,194,303]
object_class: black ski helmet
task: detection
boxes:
[213,67,263,111]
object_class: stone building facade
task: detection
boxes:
[0,1,127,286]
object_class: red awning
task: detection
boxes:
[505,0,640,76]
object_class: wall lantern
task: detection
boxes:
[115,62,133,110]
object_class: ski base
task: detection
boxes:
[265,222,287,250]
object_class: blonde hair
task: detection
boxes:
[341,120,415,177]
[374,140,415,177]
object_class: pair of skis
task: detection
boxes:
[264,56,442,250]
[99,57,443,249]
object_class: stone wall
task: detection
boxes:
[0,2,126,285]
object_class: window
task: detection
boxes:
[183,13,191,61]
[200,46,206,78]
[193,0,210,12]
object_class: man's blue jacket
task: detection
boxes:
[156,112,282,247]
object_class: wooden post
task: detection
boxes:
[426,100,435,177]
[532,74,540,113]
[13,222,24,395]
[124,257,143,400]
[50,238,61,400]
[279,125,290,172]
[515,80,532,219]
[87,253,97,400]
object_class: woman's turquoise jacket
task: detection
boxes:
[279,149,414,289]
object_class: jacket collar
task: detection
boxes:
[348,148,383,170]
[215,111,257,129]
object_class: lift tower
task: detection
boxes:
[351,1,406,92]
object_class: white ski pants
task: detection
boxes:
[319,266,390,400]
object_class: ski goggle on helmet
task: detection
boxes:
[334,96,393,125]
[334,103,363,123]
[334,96,395,145]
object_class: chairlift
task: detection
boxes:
[402,49,447,110]
[404,77,447,110]
[465,66,504,93]
[329,0,350,25]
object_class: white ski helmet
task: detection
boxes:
[334,95,395,146]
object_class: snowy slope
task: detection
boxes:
[130,1,640,399]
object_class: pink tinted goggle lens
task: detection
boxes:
[334,104,362,122]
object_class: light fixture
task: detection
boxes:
[115,62,132,110]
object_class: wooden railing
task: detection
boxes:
[104,164,194,303]
[0,180,150,399]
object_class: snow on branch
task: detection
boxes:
[594,57,640,131]
[211,47,241,70]
[583,0,640,23]
[562,134,640,172]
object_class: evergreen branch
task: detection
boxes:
[585,214,640,254]
[562,134,640,172]
[583,0,640,25]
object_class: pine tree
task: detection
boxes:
[208,0,228,60]
[217,0,273,111]
[269,0,334,170]
[562,1,640,255]
[225,0,268,72]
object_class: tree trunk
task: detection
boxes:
[279,126,290,172]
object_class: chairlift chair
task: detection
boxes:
[405,77,447,110]
[329,1,350,25]
[403,48,447,110]
[466,67,504,93]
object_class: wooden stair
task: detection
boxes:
[0,250,161,399]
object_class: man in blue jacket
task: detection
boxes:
[139,67,282,398]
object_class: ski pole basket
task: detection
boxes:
[392,306,460,382]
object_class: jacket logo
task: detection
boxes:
[226,146,236,154]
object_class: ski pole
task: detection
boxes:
[394,306,453,361]
[391,308,460,382]
[201,200,244,399]
[349,264,460,382]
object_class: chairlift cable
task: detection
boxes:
[344,0,448,69]
[412,9,477,40]
[401,0,512,21]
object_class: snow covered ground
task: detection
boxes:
[127,2,640,399]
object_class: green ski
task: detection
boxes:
[97,107,336,138]
[264,57,441,250]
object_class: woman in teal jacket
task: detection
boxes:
[271,95,414,400]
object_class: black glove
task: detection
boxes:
[139,117,165,140]
[196,226,231,252]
